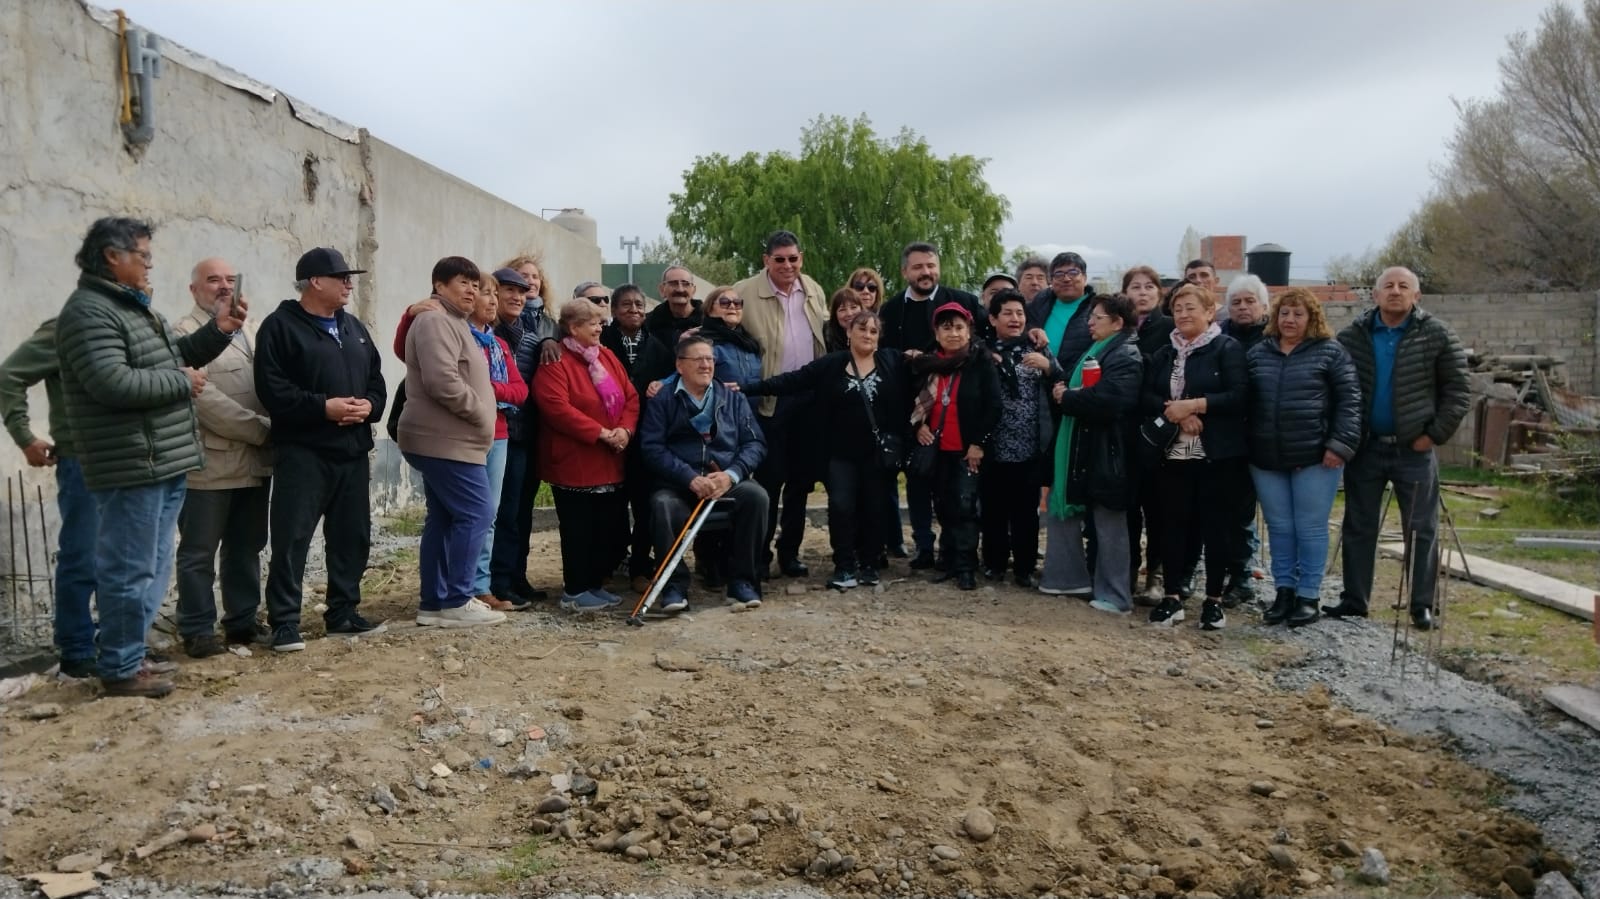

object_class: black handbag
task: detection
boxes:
[909,373,959,477]
[1135,414,1178,468]
[851,358,906,472]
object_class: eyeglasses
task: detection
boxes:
[768,254,800,264]
[678,354,715,364]
[663,279,693,288]
[1050,268,1084,280]
[715,298,744,308]
[586,294,610,305]
[851,281,879,293]
[1088,312,1112,322]
[118,247,153,264]
[316,274,353,286]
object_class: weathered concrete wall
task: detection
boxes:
[0,0,601,485]
[0,0,601,626]
[1323,293,1598,394]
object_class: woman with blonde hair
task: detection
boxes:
[1246,288,1361,628]
[846,267,885,311]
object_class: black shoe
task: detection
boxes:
[858,566,880,587]
[956,571,977,591]
[1411,607,1434,631]
[931,570,956,584]
[1321,600,1369,619]
[1287,600,1321,628]
[827,568,858,590]
[1263,588,1295,626]
[909,551,935,570]
[779,558,810,578]
[59,657,96,679]
[981,567,1003,582]
[875,552,889,569]
[182,633,227,659]
[1200,598,1227,631]
[726,580,762,608]
[1013,570,1038,589]
[657,586,689,614]
[512,581,550,603]
[1149,597,1186,627]
[1221,582,1255,609]
[327,613,388,636]
[934,554,952,573]
[888,545,909,559]
[225,622,271,646]
[271,625,306,653]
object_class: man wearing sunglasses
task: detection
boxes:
[735,231,828,578]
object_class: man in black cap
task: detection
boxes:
[980,271,1018,308]
[253,247,387,652]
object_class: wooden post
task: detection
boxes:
[1593,595,1598,645]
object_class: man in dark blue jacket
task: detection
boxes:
[639,336,769,613]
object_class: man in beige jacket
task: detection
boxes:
[734,230,827,577]
[173,258,273,658]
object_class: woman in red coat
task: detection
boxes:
[534,299,640,612]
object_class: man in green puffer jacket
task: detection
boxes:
[1325,266,1470,632]
[54,217,247,698]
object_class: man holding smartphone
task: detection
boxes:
[172,258,273,658]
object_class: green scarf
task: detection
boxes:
[1049,334,1118,520]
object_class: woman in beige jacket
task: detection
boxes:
[397,256,502,629]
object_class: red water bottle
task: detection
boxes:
[1081,358,1101,387]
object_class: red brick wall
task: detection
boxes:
[1200,235,1245,271]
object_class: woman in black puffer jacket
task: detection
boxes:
[1246,288,1361,628]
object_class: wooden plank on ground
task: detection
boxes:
[1544,685,1600,734]
[1513,537,1600,552]
[1377,542,1596,621]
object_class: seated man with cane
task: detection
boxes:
[638,335,769,613]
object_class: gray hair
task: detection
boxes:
[572,281,604,298]
[75,216,154,281]
[293,278,311,293]
[1225,274,1269,306]
[1015,255,1048,279]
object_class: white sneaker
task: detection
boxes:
[426,599,506,628]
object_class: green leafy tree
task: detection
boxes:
[666,114,1010,294]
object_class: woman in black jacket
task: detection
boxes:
[744,311,909,591]
[908,302,1002,591]
[1246,288,1361,627]
[1124,265,1174,601]
[1040,293,1143,613]
[980,288,1060,587]
[1141,283,1251,630]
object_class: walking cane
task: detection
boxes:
[626,496,716,626]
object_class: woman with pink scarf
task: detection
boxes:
[533,299,640,612]
[1138,283,1251,632]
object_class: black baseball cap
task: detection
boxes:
[492,267,530,289]
[295,247,366,280]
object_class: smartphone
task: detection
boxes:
[234,273,245,308]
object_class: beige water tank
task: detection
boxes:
[551,208,598,246]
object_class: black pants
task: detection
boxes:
[1156,457,1252,599]
[755,397,814,565]
[1127,461,1162,583]
[551,487,627,596]
[622,444,655,578]
[489,439,531,594]
[175,483,269,639]
[932,450,981,575]
[264,446,370,629]
[511,436,545,586]
[825,457,888,570]
[980,458,1042,576]
[652,481,770,591]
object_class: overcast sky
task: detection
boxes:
[114,0,1555,281]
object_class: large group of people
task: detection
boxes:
[0,218,1472,700]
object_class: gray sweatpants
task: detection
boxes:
[1041,504,1133,611]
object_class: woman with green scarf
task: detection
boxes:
[1038,293,1143,613]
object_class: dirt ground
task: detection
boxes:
[0,526,1585,899]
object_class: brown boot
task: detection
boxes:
[101,671,175,699]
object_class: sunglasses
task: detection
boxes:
[586,295,610,305]
[768,254,800,264]
[715,298,745,308]
[851,281,880,293]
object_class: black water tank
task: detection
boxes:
[1246,242,1291,287]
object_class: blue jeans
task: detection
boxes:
[1250,463,1342,599]
[472,438,508,595]
[91,475,186,680]
[405,453,492,611]
[54,458,99,664]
